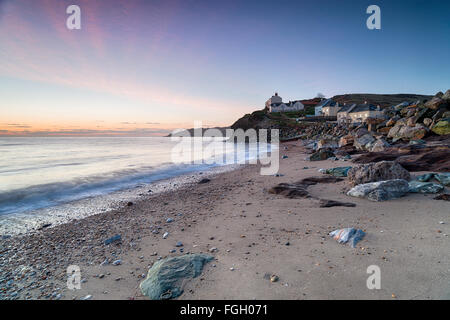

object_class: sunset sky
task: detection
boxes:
[1,0,449,136]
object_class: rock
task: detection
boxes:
[442,89,450,101]
[282,155,288,159]
[435,173,450,186]
[434,194,450,201]
[163,232,169,239]
[386,117,399,127]
[330,228,366,248]
[355,127,369,138]
[369,138,390,152]
[325,166,352,177]
[406,117,417,127]
[408,181,444,194]
[127,202,134,207]
[139,254,213,300]
[388,123,428,141]
[112,260,121,266]
[309,149,335,161]
[317,139,338,150]
[198,178,211,184]
[80,295,92,300]
[409,139,426,145]
[318,199,356,207]
[425,97,447,110]
[352,144,450,172]
[415,172,450,186]
[347,179,410,201]
[377,126,392,134]
[166,218,174,223]
[347,161,410,186]
[104,235,122,245]
[175,241,183,247]
[270,275,279,283]
[354,134,375,151]
[431,118,450,135]
[423,118,433,127]
[37,223,52,231]
[269,176,343,199]
[338,135,354,147]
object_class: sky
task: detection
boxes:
[0,0,449,136]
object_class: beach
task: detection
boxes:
[1,140,448,300]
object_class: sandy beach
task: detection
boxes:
[1,140,448,300]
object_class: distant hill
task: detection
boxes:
[330,93,433,108]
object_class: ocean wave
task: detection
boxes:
[0,162,217,216]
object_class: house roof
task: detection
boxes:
[316,99,338,108]
[349,104,379,113]
[337,103,357,113]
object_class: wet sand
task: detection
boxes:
[1,140,449,300]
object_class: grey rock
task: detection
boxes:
[354,134,375,151]
[369,138,390,152]
[347,179,410,201]
[408,181,444,194]
[140,254,213,300]
[347,161,410,186]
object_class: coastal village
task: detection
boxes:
[1,90,449,301]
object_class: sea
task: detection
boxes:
[0,136,273,235]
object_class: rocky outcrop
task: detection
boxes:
[347,161,410,186]
[347,179,410,201]
[140,254,213,300]
[352,142,450,172]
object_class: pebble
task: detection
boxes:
[112,260,122,266]
[80,295,92,300]
[163,232,169,239]
[270,275,279,283]
[166,218,174,223]
[175,241,183,247]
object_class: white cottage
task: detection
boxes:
[266,93,304,113]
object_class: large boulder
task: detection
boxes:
[347,161,410,186]
[140,254,213,300]
[425,96,448,110]
[388,123,428,141]
[431,118,450,135]
[347,179,410,201]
